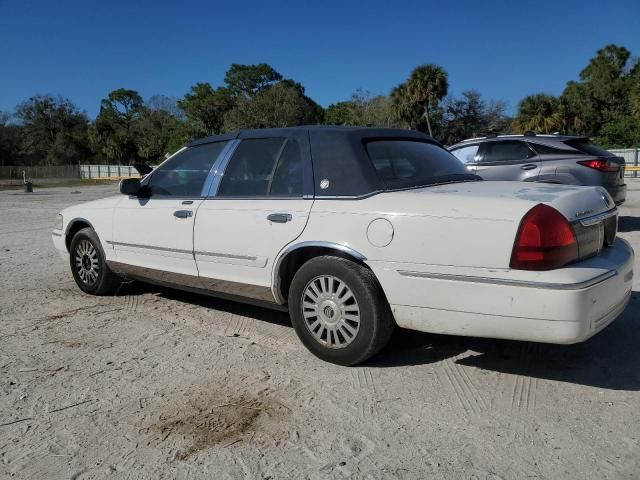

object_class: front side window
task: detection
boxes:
[365,140,473,190]
[148,141,227,196]
[450,144,480,164]
[480,141,535,162]
[218,138,304,197]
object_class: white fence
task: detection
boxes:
[610,148,640,177]
[79,165,140,179]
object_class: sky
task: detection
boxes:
[1,0,639,118]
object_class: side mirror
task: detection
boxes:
[119,178,141,196]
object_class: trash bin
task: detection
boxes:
[24,182,33,193]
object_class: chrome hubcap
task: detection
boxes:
[75,239,99,285]
[302,275,360,349]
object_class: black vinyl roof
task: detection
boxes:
[187,126,443,197]
[187,125,434,147]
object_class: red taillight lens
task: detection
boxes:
[577,159,618,172]
[510,204,578,270]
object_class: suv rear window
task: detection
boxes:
[563,139,613,157]
[365,140,474,190]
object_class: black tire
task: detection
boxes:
[288,255,394,366]
[69,227,121,295]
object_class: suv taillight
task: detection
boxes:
[510,204,578,270]
[577,159,618,172]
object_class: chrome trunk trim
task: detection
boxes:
[396,269,617,290]
[579,208,617,227]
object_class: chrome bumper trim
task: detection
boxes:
[396,269,618,290]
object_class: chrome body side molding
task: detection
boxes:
[396,269,618,290]
[107,260,277,304]
[194,251,257,261]
[271,241,368,304]
[106,240,192,256]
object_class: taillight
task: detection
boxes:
[510,204,578,270]
[577,159,618,172]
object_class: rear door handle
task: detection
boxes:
[267,213,292,223]
[521,164,538,170]
[174,210,193,218]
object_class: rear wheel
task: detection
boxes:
[288,256,394,366]
[69,227,120,295]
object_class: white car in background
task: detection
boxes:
[52,127,634,365]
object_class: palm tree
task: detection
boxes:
[513,94,563,134]
[391,64,448,136]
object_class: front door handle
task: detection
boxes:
[267,213,292,223]
[174,210,193,218]
[521,164,538,170]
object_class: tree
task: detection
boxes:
[325,90,406,128]
[15,95,90,165]
[391,64,448,136]
[0,112,24,166]
[224,63,283,98]
[177,83,233,137]
[438,90,510,145]
[136,107,181,162]
[89,89,144,164]
[513,94,562,134]
[223,82,317,130]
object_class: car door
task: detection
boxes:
[111,141,230,285]
[193,131,314,302]
[450,143,481,174]
[475,140,540,181]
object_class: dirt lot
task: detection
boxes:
[1,181,639,480]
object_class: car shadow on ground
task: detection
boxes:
[618,215,640,232]
[118,282,640,391]
[374,292,640,391]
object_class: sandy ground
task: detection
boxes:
[1,181,639,480]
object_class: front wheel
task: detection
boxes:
[69,227,121,295]
[288,256,394,366]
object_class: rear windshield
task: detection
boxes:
[563,139,613,157]
[365,139,477,190]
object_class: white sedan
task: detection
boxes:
[52,126,634,365]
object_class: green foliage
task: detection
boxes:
[513,94,563,134]
[391,64,448,136]
[4,48,640,168]
[325,90,406,128]
[177,83,233,137]
[223,82,318,130]
[438,90,510,145]
[224,63,283,98]
[15,95,90,165]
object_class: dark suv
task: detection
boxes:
[449,134,626,204]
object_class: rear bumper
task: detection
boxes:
[605,183,626,205]
[371,239,634,344]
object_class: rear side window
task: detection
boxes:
[148,141,227,196]
[218,138,304,197]
[529,143,576,155]
[563,139,613,157]
[450,144,480,163]
[481,141,535,162]
[365,140,469,190]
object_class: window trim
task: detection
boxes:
[143,141,232,199]
[476,140,537,165]
[449,143,481,164]
[210,136,312,200]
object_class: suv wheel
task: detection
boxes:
[69,227,121,295]
[288,256,394,365]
